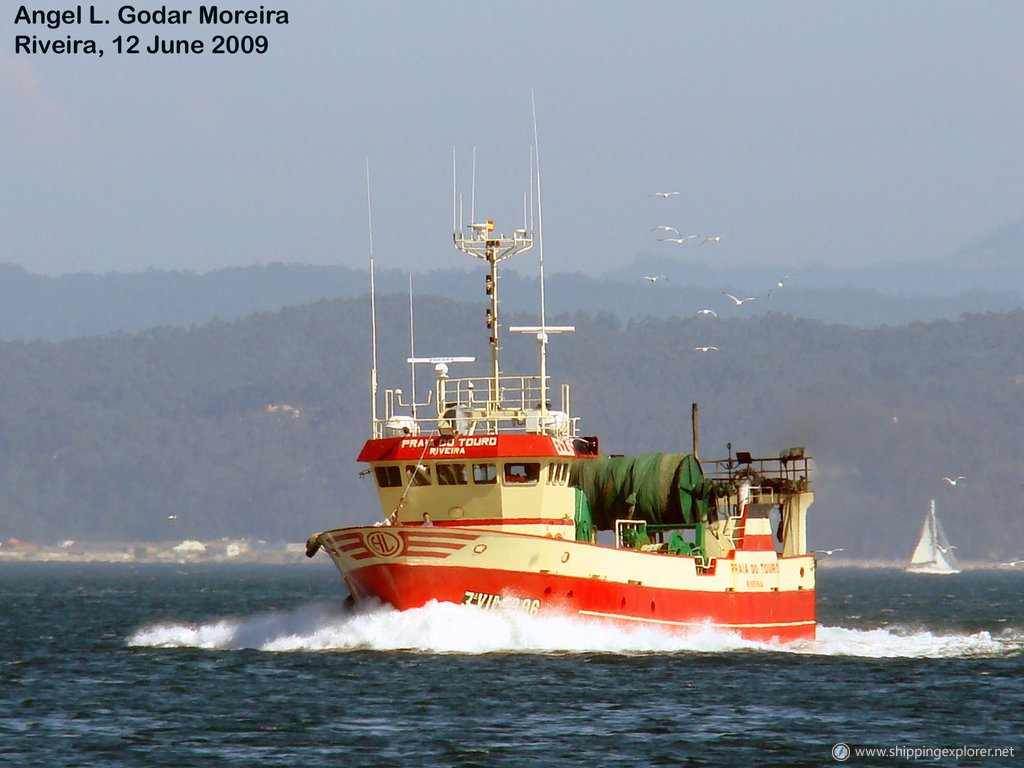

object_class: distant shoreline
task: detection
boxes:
[0,547,1017,571]
[0,540,309,565]
[816,558,1018,571]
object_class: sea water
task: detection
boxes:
[1,562,1021,767]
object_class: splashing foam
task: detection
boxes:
[126,601,1024,658]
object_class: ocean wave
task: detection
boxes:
[126,600,1024,658]
[788,625,1023,658]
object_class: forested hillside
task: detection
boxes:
[1,294,1021,561]
[3,261,1024,341]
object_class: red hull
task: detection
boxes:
[343,561,816,642]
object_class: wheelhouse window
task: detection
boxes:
[547,462,570,486]
[374,466,402,488]
[472,463,497,484]
[405,464,431,486]
[437,463,468,485]
[504,462,540,485]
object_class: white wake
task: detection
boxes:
[126,600,1024,658]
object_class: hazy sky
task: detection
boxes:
[2,1,1023,277]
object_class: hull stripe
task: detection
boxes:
[578,610,816,630]
[402,540,467,550]
[403,550,459,558]
[406,519,572,528]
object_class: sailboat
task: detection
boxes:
[906,499,960,574]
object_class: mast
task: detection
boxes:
[692,402,700,459]
[450,105,572,431]
[452,157,534,402]
[929,499,936,538]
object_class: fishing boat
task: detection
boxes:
[906,499,960,575]
[306,160,817,642]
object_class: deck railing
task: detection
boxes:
[702,451,812,492]
[375,375,577,439]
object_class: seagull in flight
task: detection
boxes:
[813,548,844,556]
[659,235,699,245]
[651,191,680,198]
[767,275,792,298]
[700,236,723,245]
[941,476,966,486]
[936,544,957,554]
[639,275,669,283]
[723,292,756,306]
[651,225,680,235]
[693,345,720,352]
[166,514,179,525]
[696,308,718,318]
[1005,560,1023,567]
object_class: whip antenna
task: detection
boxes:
[366,159,379,436]
[408,275,417,418]
[471,146,477,228]
[532,90,546,333]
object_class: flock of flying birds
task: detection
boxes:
[642,191,791,353]
[647,194,1021,567]
[644,196,1023,565]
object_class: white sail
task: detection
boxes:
[907,499,960,574]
